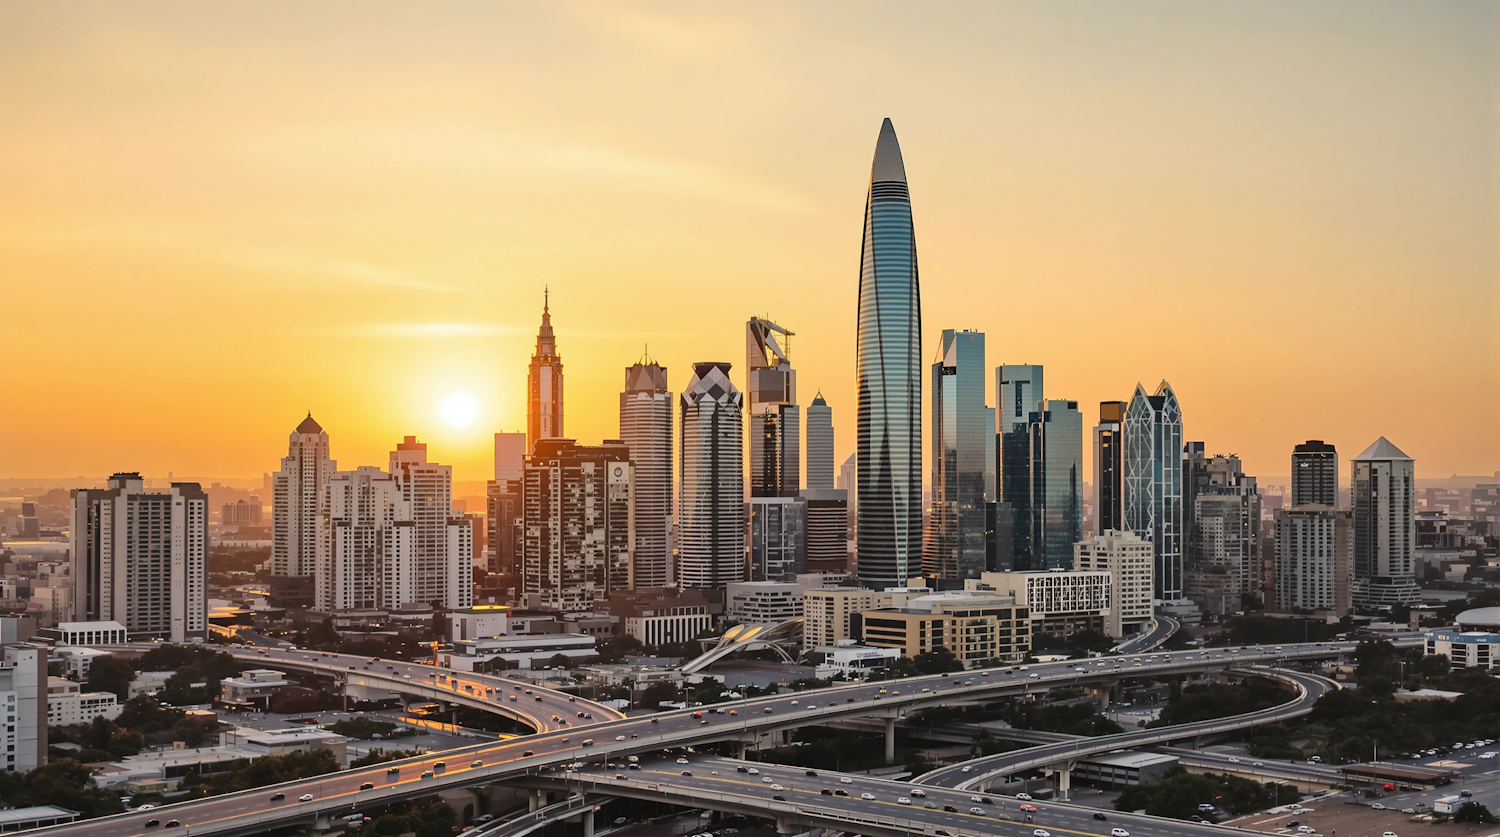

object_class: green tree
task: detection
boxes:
[1454,803,1499,825]
[641,681,681,707]
[0,760,126,819]
[326,717,401,740]
[351,748,422,768]
[86,656,136,700]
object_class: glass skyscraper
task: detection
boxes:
[1093,401,1126,534]
[1029,399,1083,570]
[923,329,989,581]
[856,118,922,591]
[1124,381,1183,601]
[996,364,1043,570]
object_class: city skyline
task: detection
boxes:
[2,4,1495,488]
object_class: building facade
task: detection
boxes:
[70,474,208,642]
[749,497,806,582]
[923,329,989,582]
[1274,505,1352,615]
[0,643,45,772]
[997,364,1043,570]
[972,570,1110,638]
[1183,448,1261,618]
[620,360,674,588]
[801,488,849,575]
[1292,440,1338,508]
[272,414,335,579]
[319,466,408,613]
[802,587,877,651]
[1351,437,1418,608]
[1074,530,1154,638]
[678,362,745,588]
[855,118,923,592]
[522,439,634,611]
[747,318,803,586]
[1030,400,1083,570]
[1094,401,1126,534]
[725,581,805,626]
[858,591,1031,667]
[806,393,835,491]
[527,291,564,452]
[1123,381,1184,601]
[388,438,471,611]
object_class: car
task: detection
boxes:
[270,793,285,801]
[1383,832,1399,837]
[772,795,786,801]
[961,765,972,773]
[359,782,375,790]
[1287,821,1300,828]
[145,820,160,828]
[471,760,484,768]
[1297,830,1316,836]
[943,806,957,813]
[616,736,627,742]
[299,794,314,802]
[701,719,709,725]
[762,777,773,784]
[1016,793,1032,801]
[840,777,853,784]
[898,798,912,805]
[1033,831,1050,837]
[1252,762,1264,767]
[681,771,692,777]
[1371,803,1386,810]
[806,770,817,777]
[1227,757,1240,763]
[924,802,937,809]
[138,805,157,811]
[1020,805,1038,813]
[764,708,773,713]
[1093,813,1108,821]
[911,789,926,797]
[1462,790,1474,798]
[628,764,640,770]
[835,789,849,797]
[748,768,760,775]
[678,758,691,765]
[971,796,984,803]
[737,766,748,773]
[970,808,986,816]
[861,793,876,800]
[164,821,182,828]
[1400,808,1415,815]
[772,784,785,791]
[821,789,832,796]
[652,718,660,723]
[421,770,434,779]
[522,750,534,757]
[535,696,543,701]
[434,761,446,770]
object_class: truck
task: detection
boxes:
[1434,795,1469,815]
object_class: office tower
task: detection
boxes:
[0,643,44,772]
[1074,530,1154,638]
[750,498,806,582]
[1292,440,1338,508]
[747,319,805,583]
[806,393,834,491]
[272,413,335,579]
[1029,400,1084,570]
[802,488,849,574]
[855,118,922,592]
[1124,381,1184,601]
[996,364,1044,570]
[522,439,634,611]
[1094,401,1126,534]
[319,467,409,613]
[1275,505,1352,615]
[620,360,674,588]
[840,452,858,549]
[528,290,564,452]
[484,432,526,577]
[1351,437,1418,608]
[1182,447,1261,617]
[984,405,997,569]
[923,329,989,581]
[679,362,745,588]
[69,474,208,642]
[388,437,471,610]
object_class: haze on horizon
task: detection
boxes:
[1,1,1495,488]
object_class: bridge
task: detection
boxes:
[29,641,1375,837]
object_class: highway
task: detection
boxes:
[1115,617,1180,655]
[916,669,1339,790]
[30,641,1370,837]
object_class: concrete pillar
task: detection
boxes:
[884,716,897,764]
[1057,766,1072,801]
[735,742,747,760]
[775,817,804,837]
[583,809,595,837]
[529,790,548,812]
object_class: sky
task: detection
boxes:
[1,1,1496,490]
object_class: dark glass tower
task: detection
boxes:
[856,118,922,591]
[1094,401,1126,534]
[1292,440,1338,508]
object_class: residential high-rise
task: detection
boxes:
[1074,529,1154,638]
[996,364,1043,570]
[527,290,564,452]
[1182,447,1261,617]
[272,413,335,579]
[484,432,525,577]
[0,643,45,772]
[70,473,208,642]
[388,437,471,610]
[1029,400,1084,570]
[1292,440,1338,508]
[319,467,409,613]
[1351,437,1418,608]
[855,118,922,592]
[679,362,745,588]
[1275,505,1352,615]
[806,393,834,491]
[1094,401,1127,534]
[620,359,674,589]
[923,329,989,582]
[522,439,634,611]
[1124,381,1184,601]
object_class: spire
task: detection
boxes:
[536,288,555,353]
[870,117,907,184]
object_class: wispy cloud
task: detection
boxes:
[235,249,477,294]
[315,322,522,339]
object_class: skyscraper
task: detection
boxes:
[1029,399,1083,570]
[1182,446,1260,617]
[679,362,745,588]
[320,466,408,613]
[856,118,922,592]
[806,393,834,491]
[1124,381,1184,601]
[1292,440,1338,508]
[747,317,800,497]
[485,432,525,577]
[1351,437,1418,608]
[923,329,989,581]
[620,359,674,588]
[528,290,564,453]
[522,439,634,610]
[1275,504,1351,615]
[996,364,1043,570]
[70,474,208,642]
[1093,401,1126,534]
[388,437,471,610]
[272,413,335,579]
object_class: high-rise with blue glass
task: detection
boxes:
[1029,399,1083,570]
[856,118,922,591]
[1124,381,1184,601]
[923,329,989,581]
[996,364,1043,570]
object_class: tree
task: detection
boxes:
[641,681,681,707]
[1454,803,1499,825]
[351,748,422,768]
[86,656,135,700]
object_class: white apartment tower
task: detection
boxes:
[273,414,335,579]
[620,360,674,588]
[1074,529,1153,638]
[70,474,208,642]
[0,643,45,772]
[318,467,412,613]
[679,362,745,588]
[388,437,471,610]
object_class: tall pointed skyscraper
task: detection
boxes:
[621,358,673,588]
[273,413,335,580]
[528,289,564,452]
[1124,381,1183,601]
[805,393,834,491]
[856,118,922,591]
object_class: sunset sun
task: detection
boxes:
[438,391,480,429]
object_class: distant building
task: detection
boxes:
[1183,447,1261,618]
[970,570,1110,638]
[839,453,858,545]
[749,497,806,582]
[812,642,901,679]
[924,330,989,582]
[221,499,262,527]
[1123,381,1184,601]
[620,360,673,588]
[1030,400,1083,570]
[46,621,127,647]
[388,437,472,611]
[997,364,1044,570]
[527,291,564,452]
[1292,440,1339,508]
[272,414,335,580]
[70,474,207,642]
[318,467,406,614]
[609,588,711,647]
[801,488,849,575]
[1093,401,1127,534]
[446,634,597,672]
[522,439,634,611]
[1274,505,1352,615]
[747,319,803,586]
[858,591,1031,667]
[1074,530,1154,638]
[802,588,877,651]
[678,362,745,589]
[485,432,527,576]
[46,676,121,726]
[725,581,804,626]
[1351,437,1418,608]
[805,393,835,491]
[219,669,296,710]
[1426,607,1500,670]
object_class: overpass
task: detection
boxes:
[1115,616,1180,654]
[29,642,1371,837]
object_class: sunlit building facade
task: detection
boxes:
[620,360,674,588]
[923,329,989,581]
[272,413,335,579]
[806,393,835,491]
[1124,381,1184,601]
[522,439,634,612]
[527,290,564,453]
[679,362,746,588]
[1351,437,1418,608]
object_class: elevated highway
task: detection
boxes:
[32,642,1369,837]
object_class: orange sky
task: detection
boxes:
[1,2,1496,488]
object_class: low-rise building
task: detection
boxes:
[447,605,514,640]
[608,588,711,647]
[42,621,127,647]
[55,647,112,681]
[802,588,876,651]
[0,643,46,772]
[856,591,1031,667]
[46,676,121,726]
[444,633,597,672]
[1425,607,1500,670]
[969,570,1110,638]
[93,727,348,790]
[811,641,901,679]
[725,581,804,626]
[219,669,295,709]
[128,671,175,699]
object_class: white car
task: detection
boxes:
[137,805,156,812]
[1112,830,1130,837]
[1033,831,1050,837]
[911,789,926,797]
[1297,828,1316,834]
[968,808,985,816]
[1252,762,1264,767]
[676,758,690,765]
[615,736,626,741]
[762,777,773,784]
[840,777,853,784]
[771,785,784,791]
[1227,757,1240,763]
[1383,832,1399,837]
[971,796,984,803]
[299,794,314,802]
[1482,752,1498,759]
[898,798,912,805]
[960,765,973,773]
[1371,803,1386,810]
[861,793,876,800]
[1016,793,1033,801]
[748,768,760,775]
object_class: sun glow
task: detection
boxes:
[438,392,481,429]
